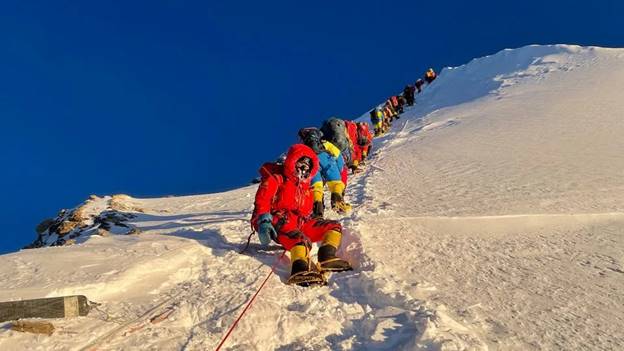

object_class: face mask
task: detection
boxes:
[295,160,311,180]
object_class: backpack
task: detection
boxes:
[320,118,352,165]
[298,128,325,154]
[370,109,380,124]
[391,96,398,107]
[250,161,284,227]
[258,162,284,185]
[356,123,370,147]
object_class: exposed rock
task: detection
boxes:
[35,218,55,235]
[67,232,80,239]
[57,221,79,236]
[69,206,88,222]
[47,222,62,236]
[127,227,142,235]
[27,194,142,249]
[96,228,111,237]
[97,210,135,224]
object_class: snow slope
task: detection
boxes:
[1,44,624,350]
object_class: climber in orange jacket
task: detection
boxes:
[425,68,437,84]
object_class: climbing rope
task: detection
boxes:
[87,300,127,324]
[214,250,285,351]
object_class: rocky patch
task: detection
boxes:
[26,195,143,249]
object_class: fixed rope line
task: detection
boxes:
[214,250,285,351]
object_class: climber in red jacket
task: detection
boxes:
[357,122,373,161]
[345,121,364,173]
[251,144,352,286]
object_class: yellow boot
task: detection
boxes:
[327,181,351,214]
[312,181,325,218]
[318,230,352,272]
[287,243,325,286]
[330,193,352,214]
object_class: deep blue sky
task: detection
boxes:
[1,0,622,254]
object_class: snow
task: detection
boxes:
[1,44,624,350]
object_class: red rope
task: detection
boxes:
[214,251,285,351]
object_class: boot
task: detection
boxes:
[350,160,363,174]
[312,201,324,219]
[287,244,325,286]
[291,259,309,276]
[350,165,363,174]
[318,230,352,272]
[331,193,351,214]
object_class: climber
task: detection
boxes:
[357,122,373,161]
[380,106,391,134]
[390,95,400,113]
[415,79,425,93]
[251,144,352,286]
[424,68,437,84]
[384,102,396,123]
[370,107,383,136]
[298,128,351,217]
[403,85,415,106]
[397,95,406,114]
[320,117,353,169]
[345,120,364,174]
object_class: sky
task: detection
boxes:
[1,0,623,254]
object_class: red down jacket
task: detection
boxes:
[345,121,363,165]
[357,122,373,156]
[252,144,320,232]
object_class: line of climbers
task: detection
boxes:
[249,68,437,286]
[370,68,437,136]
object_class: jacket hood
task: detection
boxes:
[358,122,370,134]
[283,144,319,182]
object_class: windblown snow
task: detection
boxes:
[2,44,624,350]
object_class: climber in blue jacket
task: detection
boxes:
[298,128,351,218]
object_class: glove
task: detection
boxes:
[257,213,277,246]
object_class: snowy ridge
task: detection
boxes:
[2,44,624,350]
